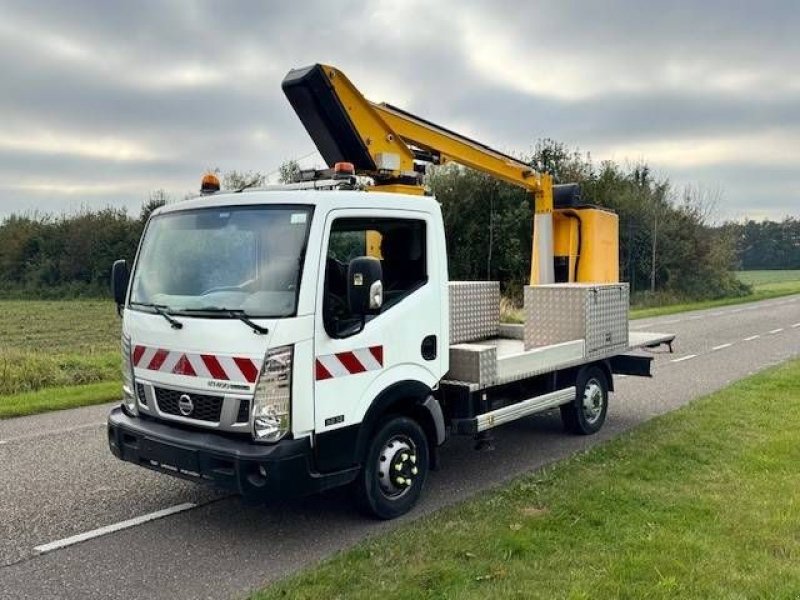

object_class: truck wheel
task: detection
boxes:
[560,366,608,435]
[354,415,429,520]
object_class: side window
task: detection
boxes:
[328,230,365,263]
[324,217,427,337]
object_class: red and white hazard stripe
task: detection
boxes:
[315,346,383,381]
[132,345,260,383]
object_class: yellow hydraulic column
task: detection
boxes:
[530,175,555,285]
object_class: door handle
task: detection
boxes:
[421,335,437,361]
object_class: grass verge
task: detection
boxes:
[0,349,119,396]
[254,359,800,599]
[0,381,120,418]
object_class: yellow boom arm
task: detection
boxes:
[282,64,615,285]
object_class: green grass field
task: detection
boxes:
[0,299,120,353]
[0,300,121,416]
[254,359,800,600]
[735,269,800,286]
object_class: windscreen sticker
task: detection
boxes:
[290,212,307,224]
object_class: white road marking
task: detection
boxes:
[743,335,761,341]
[711,343,733,351]
[0,422,105,444]
[769,328,784,334]
[792,323,800,328]
[34,502,197,555]
[671,354,697,363]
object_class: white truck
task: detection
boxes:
[107,64,675,519]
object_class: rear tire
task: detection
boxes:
[353,415,429,520]
[560,366,609,435]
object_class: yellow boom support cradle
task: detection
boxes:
[282,64,618,284]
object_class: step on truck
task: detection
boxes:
[107,64,675,519]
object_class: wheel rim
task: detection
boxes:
[377,434,418,498]
[582,378,604,425]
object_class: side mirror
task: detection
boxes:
[347,256,383,317]
[111,259,130,315]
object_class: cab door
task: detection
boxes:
[313,209,442,440]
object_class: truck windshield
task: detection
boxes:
[129,205,313,318]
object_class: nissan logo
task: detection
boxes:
[178,394,194,416]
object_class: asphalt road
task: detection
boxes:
[1,295,798,599]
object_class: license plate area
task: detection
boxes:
[140,438,200,476]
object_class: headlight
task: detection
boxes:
[121,334,138,416]
[252,345,293,442]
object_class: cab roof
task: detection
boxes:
[152,189,439,218]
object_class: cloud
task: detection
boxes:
[0,0,796,221]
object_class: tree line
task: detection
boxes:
[723,218,799,270]
[0,142,794,300]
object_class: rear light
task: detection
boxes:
[252,345,293,442]
[121,334,138,416]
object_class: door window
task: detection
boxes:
[324,217,427,337]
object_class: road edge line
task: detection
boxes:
[33,502,197,555]
[671,354,697,363]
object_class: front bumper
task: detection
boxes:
[108,406,358,499]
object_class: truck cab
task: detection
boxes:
[108,188,451,518]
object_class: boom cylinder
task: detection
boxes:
[532,213,555,284]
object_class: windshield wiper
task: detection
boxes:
[130,302,184,330]
[181,307,269,335]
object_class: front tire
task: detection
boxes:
[560,366,609,435]
[354,415,429,520]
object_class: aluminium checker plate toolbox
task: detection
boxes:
[524,283,629,359]
[448,281,500,344]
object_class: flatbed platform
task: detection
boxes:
[444,326,675,390]
[629,330,676,350]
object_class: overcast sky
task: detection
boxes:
[1,0,797,221]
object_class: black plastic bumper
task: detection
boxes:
[107,406,358,500]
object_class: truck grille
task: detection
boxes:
[154,387,223,422]
[236,399,250,423]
